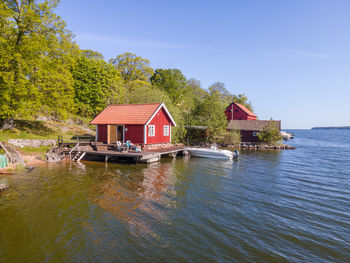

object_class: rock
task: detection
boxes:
[25,166,35,171]
[0,142,25,165]
[0,183,9,192]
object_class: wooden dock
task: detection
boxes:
[65,145,186,163]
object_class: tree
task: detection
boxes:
[151,68,189,105]
[71,55,124,117]
[0,0,77,129]
[109,52,153,90]
[224,130,241,145]
[258,121,282,144]
[81,49,104,60]
[209,82,232,105]
[232,93,254,112]
[193,91,228,140]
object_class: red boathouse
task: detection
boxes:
[90,103,176,149]
[225,102,257,121]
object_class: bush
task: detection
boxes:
[258,121,283,144]
[224,130,241,145]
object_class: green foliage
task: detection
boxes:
[209,82,232,105]
[71,55,124,117]
[151,69,189,105]
[258,121,283,144]
[232,94,254,112]
[193,91,228,140]
[0,0,77,124]
[81,49,104,60]
[224,130,241,145]
[109,52,153,90]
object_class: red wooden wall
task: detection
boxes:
[146,108,172,144]
[240,130,259,142]
[125,124,144,144]
[225,103,256,121]
[97,125,107,143]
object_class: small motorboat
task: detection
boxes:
[280,131,294,140]
[186,145,239,160]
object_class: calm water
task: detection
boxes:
[0,130,349,262]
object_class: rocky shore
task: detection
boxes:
[224,143,296,150]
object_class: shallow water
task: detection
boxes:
[0,130,349,262]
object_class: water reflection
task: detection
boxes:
[88,160,178,237]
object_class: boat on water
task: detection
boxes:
[280,131,294,140]
[186,146,239,160]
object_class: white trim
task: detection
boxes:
[95,125,98,142]
[170,124,172,142]
[144,125,147,144]
[145,102,177,127]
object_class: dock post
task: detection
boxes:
[105,155,108,166]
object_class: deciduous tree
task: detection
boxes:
[0,0,76,129]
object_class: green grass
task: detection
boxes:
[0,119,94,142]
[20,145,52,154]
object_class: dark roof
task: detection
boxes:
[227,120,281,131]
[226,102,256,117]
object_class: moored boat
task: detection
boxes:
[186,146,239,160]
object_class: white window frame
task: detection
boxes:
[148,125,155,137]
[163,125,169,136]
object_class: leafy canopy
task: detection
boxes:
[109,52,153,90]
[258,121,282,144]
[0,0,77,126]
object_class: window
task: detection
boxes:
[235,109,239,112]
[148,125,155,137]
[163,125,169,136]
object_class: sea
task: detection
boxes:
[0,129,349,262]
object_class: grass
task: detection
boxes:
[0,119,94,142]
[20,145,52,154]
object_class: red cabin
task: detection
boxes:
[90,103,176,149]
[225,102,257,121]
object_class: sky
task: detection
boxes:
[56,0,350,129]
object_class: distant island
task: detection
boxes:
[312,126,350,130]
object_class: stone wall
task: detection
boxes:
[142,143,172,151]
[8,139,56,148]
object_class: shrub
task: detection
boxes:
[224,130,241,145]
[258,121,283,144]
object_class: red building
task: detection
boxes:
[90,103,176,149]
[225,102,257,121]
[227,120,281,142]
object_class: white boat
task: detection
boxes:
[186,146,239,160]
[280,131,294,140]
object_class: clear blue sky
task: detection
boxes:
[56,0,350,129]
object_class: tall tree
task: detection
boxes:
[71,55,124,117]
[208,82,232,105]
[0,0,77,129]
[109,52,153,91]
[151,68,189,105]
[193,91,228,140]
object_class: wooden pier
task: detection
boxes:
[61,144,185,163]
[58,135,187,163]
[84,146,186,163]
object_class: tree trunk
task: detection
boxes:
[1,117,14,130]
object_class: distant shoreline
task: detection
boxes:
[312,126,350,130]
